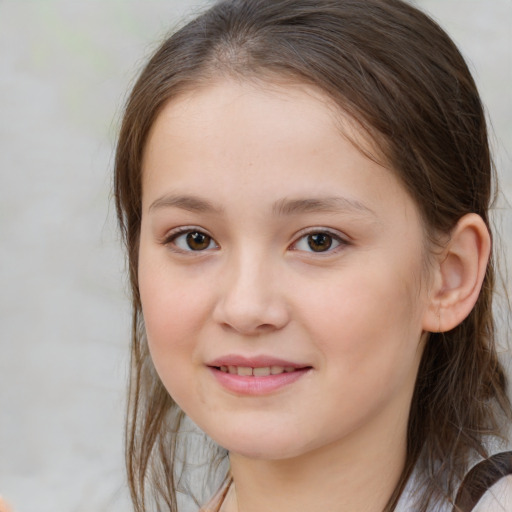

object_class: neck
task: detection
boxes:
[224,406,409,512]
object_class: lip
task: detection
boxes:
[206,354,312,396]
[207,354,308,369]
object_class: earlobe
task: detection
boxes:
[422,213,491,333]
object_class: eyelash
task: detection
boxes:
[163,227,350,254]
[163,226,219,253]
[290,228,349,255]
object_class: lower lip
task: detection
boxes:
[209,367,311,395]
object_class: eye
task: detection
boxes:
[292,231,346,253]
[166,229,218,252]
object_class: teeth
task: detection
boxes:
[253,367,271,377]
[218,365,298,376]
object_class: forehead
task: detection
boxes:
[141,78,413,221]
[143,78,386,176]
[145,78,339,147]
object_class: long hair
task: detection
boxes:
[114,1,511,510]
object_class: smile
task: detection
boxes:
[207,356,312,395]
[216,365,298,376]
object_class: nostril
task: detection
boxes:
[212,285,291,334]
[218,320,280,335]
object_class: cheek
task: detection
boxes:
[302,259,425,393]
[139,247,207,343]
[137,255,212,400]
[286,266,426,446]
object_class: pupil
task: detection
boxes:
[308,233,332,252]
[186,232,210,250]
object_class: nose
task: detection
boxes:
[212,251,290,335]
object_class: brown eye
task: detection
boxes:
[292,230,344,254]
[186,231,212,250]
[169,230,217,252]
[307,233,333,252]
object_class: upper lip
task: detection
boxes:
[207,354,310,369]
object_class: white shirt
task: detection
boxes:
[395,472,512,511]
[473,475,512,512]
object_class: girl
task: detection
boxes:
[114,0,512,510]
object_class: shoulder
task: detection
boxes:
[472,475,512,512]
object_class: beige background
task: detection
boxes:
[0,1,510,511]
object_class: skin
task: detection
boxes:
[137,79,453,511]
[0,498,12,512]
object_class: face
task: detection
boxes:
[138,79,432,461]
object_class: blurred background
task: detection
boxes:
[0,1,510,511]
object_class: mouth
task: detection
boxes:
[206,355,312,395]
[212,365,308,376]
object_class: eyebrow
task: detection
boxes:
[148,193,375,217]
[149,194,224,214]
[272,196,375,217]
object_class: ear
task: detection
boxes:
[422,213,491,333]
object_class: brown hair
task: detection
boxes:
[114,0,511,510]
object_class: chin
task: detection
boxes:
[206,423,312,461]
[225,442,305,461]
